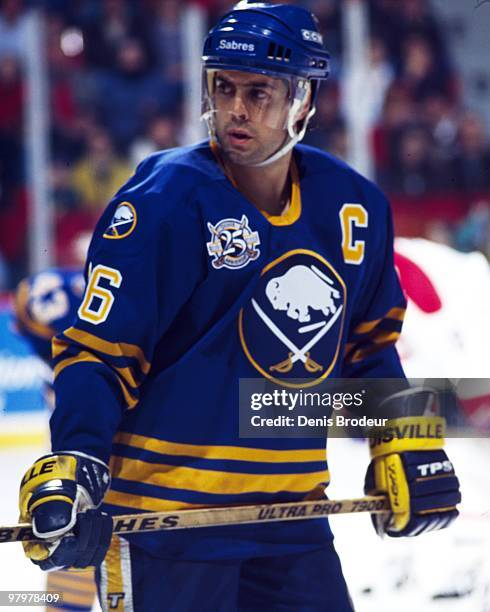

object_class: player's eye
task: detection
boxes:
[215,79,234,96]
[250,88,270,102]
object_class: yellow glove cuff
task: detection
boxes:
[369,416,445,459]
[19,455,77,520]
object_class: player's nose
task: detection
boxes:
[231,92,249,120]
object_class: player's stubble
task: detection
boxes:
[215,114,290,167]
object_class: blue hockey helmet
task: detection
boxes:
[202,1,330,81]
[201,2,330,166]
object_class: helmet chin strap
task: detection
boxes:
[251,104,316,168]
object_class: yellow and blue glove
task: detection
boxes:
[19,452,112,570]
[365,415,461,537]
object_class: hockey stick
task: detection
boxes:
[0,495,389,544]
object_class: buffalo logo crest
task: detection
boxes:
[239,250,346,386]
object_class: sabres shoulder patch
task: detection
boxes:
[103,202,137,239]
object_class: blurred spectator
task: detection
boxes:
[303,83,341,152]
[71,128,132,212]
[56,211,96,266]
[130,114,180,166]
[0,54,23,135]
[365,36,395,123]
[94,38,181,150]
[370,0,451,79]
[454,201,490,256]
[397,0,450,73]
[340,35,394,138]
[0,184,28,284]
[327,122,349,162]
[421,92,458,154]
[425,219,453,247]
[307,0,342,64]
[50,161,81,212]
[150,0,183,80]
[0,0,28,61]
[51,110,99,165]
[380,124,440,195]
[399,35,451,100]
[0,54,23,206]
[0,248,9,289]
[82,0,155,71]
[372,84,415,171]
[451,113,490,192]
[44,14,82,157]
[370,0,400,59]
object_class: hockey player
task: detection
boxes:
[18,3,461,611]
[14,269,98,612]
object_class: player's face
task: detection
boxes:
[212,70,291,166]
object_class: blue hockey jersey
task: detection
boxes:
[51,142,406,560]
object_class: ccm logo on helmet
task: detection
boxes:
[218,39,255,53]
[301,29,323,45]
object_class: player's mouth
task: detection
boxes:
[227,129,253,147]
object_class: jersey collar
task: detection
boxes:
[210,140,302,227]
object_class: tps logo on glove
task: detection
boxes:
[417,460,454,477]
[365,415,461,538]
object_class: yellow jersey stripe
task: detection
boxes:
[105,488,325,514]
[117,378,139,409]
[348,341,396,364]
[372,330,400,345]
[261,159,301,226]
[111,456,329,495]
[114,432,327,464]
[54,352,139,409]
[386,306,406,321]
[104,489,201,512]
[45,580,94,606]
[47,572,95,588]
[353,318,381,335]
[54,338,142,391]
[63,327,151,374]
[54,352,102,379]
[353,306,406,335]
[52,336,70,359]
[104,536,124,609]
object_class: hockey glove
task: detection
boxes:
[19,452,112,570]
[364,416,461,537]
